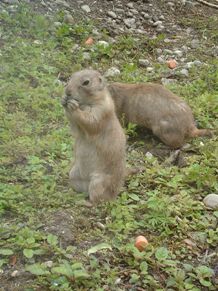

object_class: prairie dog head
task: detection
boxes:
[62,69,107,107]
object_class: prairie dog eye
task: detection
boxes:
[99,77,102,83]
[82,79,90,86]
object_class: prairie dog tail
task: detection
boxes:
[190,127,213,138]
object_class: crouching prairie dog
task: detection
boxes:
[108,82,212,148]
[61,70,126,204]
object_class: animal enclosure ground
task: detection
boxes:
[0,1,218,290]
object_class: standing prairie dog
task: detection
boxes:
[61,70,126,204]
[108,82,212,148]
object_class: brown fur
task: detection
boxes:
[108,82,212,148]
[62,70,126,204]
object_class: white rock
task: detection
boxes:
[124,18,136,28]
[72,44,80,51]
[64,14,74,24]
[97,41,109,48]
[164,38,171,43]
[193,60,202,66]
[105,67,121,77]
[81,5,91,13]
[142,13,150,19]
[161,78,177,85]
[139,59,150,67]
[157,56,165,64]
[11,270,19,277]
[167,2,175,7]
[164,48,173,54]
[203,194,218,209]
[180,68,189,77]
[83,52,91,60]
[182,45,189,52]
[185,62,194,69]
[127,2,134,9]
[156,25,164,32]
[146,67,154,72]
[174,50,183,57]
[131,9,138,15]
[153,20,162,27]
[156,48,163,55]
[115,278,122,285]
[145,152,153,159]
[96,222,105,230]
[107,11,117,19]
[191,39,199,49]
[54,22,62,27]
[44,260,53,268]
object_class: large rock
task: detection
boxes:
[203,194,218,209]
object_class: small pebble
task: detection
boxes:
[97,40,109,48]
[107,11,117,19]
[105,67,121,77]
[157,56,165,64]
[44,260,53,268]
[64,14,74,24]
[145,152,153,159]
[180,68,189,77]
[83,52,91,60]
[190,39,199,49]
[11,270,19,277]
[156,48,163,55]
[96,222,105,230]
[139,59,150,67]
[174,50,183,57]
[81,5,91,13]
[153,20,162,27]
[146,67,154,72]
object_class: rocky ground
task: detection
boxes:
[1,0,218,74]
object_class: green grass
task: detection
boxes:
[0,5,218,290]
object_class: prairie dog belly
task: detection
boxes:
[74,138,99,179]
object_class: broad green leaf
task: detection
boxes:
[129,273,140,284]
[73,269,90,279]
[140,261,148,273]
[87,243,112,255]
[26,237,35,244]
[196,265,214,277]
[47,234,58,246]
[52,262,73,277]
[128,193,140,201]
[33,249,46,255]
[213,211,218,218]
[155,247,169,261]
[199,278,212,287]
[71,262,84,270]
[0,259,7,267]
[0,249,13,256]
[25,263,49,275]
[23,249,34,258]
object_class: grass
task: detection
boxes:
[0,4,218,291]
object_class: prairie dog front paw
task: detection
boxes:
[67,99,79,111]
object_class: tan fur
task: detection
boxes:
[108,82,212,148]
[62,70,126,204]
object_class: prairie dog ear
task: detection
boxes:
[98,76,106,91]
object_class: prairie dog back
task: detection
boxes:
[62,70,126,204]
[108,82,211,148]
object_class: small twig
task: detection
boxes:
[195,0,218,9]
